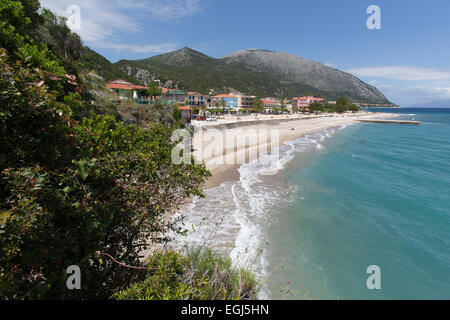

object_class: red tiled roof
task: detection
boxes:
[215,94,235,98]
[187,92,206,96]
[292,96,324,101]
[107,79,147,90]
[262,99,280,104]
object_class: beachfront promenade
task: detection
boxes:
[192,112,367,128]
[191,112,390,129]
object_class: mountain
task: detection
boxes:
[115,47,313,97]
[114,47,391,103]
[222,49,389,103]
[412,99,450,108]
[79,46,137,82]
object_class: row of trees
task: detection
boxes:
[309,96,360,113]
[251,96,360,114]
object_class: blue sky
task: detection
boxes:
[40,0,450,106]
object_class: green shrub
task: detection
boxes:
[0,49,71,172]
[113,249,258,300]
[0,50,209,299]
[112,251,196,300]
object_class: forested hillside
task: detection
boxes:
[0,0,255,300]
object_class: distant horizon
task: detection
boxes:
[402,106,450,108]
[377,105,450,108]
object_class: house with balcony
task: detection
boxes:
[213,94,239,109]
[187,92,206,107]
[232,92,256,109]
[261,98,281,110]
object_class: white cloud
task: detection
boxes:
[434,86,450,95]
[40,0,140,42]
[348,66,450,81]
[119,0,206,21]
[40,0,205,50]
[379,84,450,106]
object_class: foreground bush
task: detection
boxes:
[113,249,258,300]
[0,10,210,298]
[1,1,257,301]
[0,50,209,299]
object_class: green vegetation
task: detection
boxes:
[298,96,360,114]
[309,102,325,113]
[113,249,258,300]
[0,0,256,300]
[79,46,137,82]
[146,81,163,100]
[35,9,82,68]
[336,96,348,105]
[251,99,265,113]
[207,108,225,115]
[332,96,361,113]
[304,96,361,114]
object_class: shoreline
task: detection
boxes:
[159,111,398,276]
[198,112,396,190]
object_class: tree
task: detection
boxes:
[252,99,264,113]
[347,104,360,112]
[309,102,324,113]
[336,96,348,106]
[335,103,347,113]
[146,81,162,101]
[19,0,42,33]
[0,0,65,76]
[33,9,83,62]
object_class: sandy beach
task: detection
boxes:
[194,112,395,189]
[161,111,397,264]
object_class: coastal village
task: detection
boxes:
[106,78,396,122]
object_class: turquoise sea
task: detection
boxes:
[177,108,450,300]
[261,108,450,299]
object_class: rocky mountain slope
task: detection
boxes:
[79,46,136,83]
[222,49,389,103]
